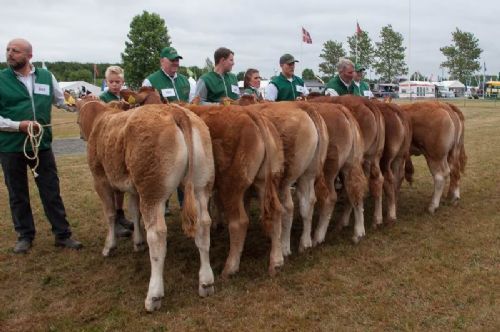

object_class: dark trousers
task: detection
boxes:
[0,149,72,241]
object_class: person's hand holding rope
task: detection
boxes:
[20,120,43,178]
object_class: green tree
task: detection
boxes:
[121,11,171,88]
[302,68,315,80]
[204,57,214,72]
[68,68,93,82]
[440,28,482,83]
[347,31,375,69]
[319,40,346,77]
[410,71,426,81]
[237,71,245,81]
[373,25,407,82]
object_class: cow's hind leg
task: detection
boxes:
[128,193,145,251]
[143,203,167,312]
[195,188,215,297]
[296,174,317,253]
[313,176,337,247]
[426,157,450,214]
[280,185,294,257]
[221,192,248,278]
[94,180,117,256]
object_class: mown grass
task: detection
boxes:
[0,102,498,331]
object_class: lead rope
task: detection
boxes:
[23,122,44,178]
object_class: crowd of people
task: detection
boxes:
[0,37,372,254]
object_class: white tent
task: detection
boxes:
[433,80,466,97]
[59,81,101,96]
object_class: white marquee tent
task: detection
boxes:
[59,81,101,96]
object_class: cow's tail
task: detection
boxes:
[244,110,283,235]
[343,107,368,204]
[169,104,198,237]
[446,103,467,173]
[300,104,330,201]
[404,155,414,185]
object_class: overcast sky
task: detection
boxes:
[1,0,498,81]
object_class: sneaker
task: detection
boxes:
[115,222,132,237]
[116,210,134,230]
[55,237,83,250]
[13,239,32,254]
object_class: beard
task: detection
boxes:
[8,57,28,71]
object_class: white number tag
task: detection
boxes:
[161,88,176,97]
[34,83,50,95]
[231,85,240,95]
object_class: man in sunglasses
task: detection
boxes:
[265,53,308,101]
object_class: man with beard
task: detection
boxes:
[0,38,83,253]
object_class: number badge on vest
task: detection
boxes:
[34,83,50,96]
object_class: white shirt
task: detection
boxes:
[0,65,65,132]
[264,76,309,101]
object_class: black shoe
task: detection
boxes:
[115,222,132,237]
[116,211,134,230]
[55,237,83,250]
[13,239,32,254]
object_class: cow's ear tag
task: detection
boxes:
[128,96,136,104]
[223,99,231,106]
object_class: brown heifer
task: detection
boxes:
[297,102,368,244]
[186,104,285,277]
[244,101,329,254]
[77,98,215,311]
[307,95,385,232]
[120,88,286,277]
[371,99,411,223]
[400,101,466,213]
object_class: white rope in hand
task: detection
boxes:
[23,121,44,178]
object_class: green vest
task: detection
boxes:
[200,71,239,103]
[351,80,371,97]
[99,91,120,103]
[325,75,352,96]
[0,67,54,152]
[270,73,306,101]
[242,87,262,100]
[146,70,190,102]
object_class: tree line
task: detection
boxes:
[1,11,495,88]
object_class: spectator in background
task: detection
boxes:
[97,65,134,237]
[195,47,240,104]
[265,53,308,101]
[242,68,263,100]
[142,46,192,103]
[324,58,355,96]
[0,38,82,253]
[351,64,373,98]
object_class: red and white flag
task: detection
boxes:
[356,22,363,35]
[302,27,312,44]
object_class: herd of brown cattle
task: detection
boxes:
[76,89,466,312]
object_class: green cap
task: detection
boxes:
[160,47,183,60]
[279,53,299,65]
[354,64,366,72]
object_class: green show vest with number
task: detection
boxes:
[351,80,371,97]
[146,70,190,102]
[0,67,53,152]
[270,73,305,101]
[325,75,352,96]
[99,91,120,103]
[200,71,239,103]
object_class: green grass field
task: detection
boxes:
[0,101,498,331]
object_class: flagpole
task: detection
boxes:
[355,20,358,64]
[408,0,412,100]
[300,27,303,75]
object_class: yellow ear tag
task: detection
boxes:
[223,99,231,106]
[128,96,136,104]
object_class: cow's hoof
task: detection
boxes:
[102,246,116,257]
[351,234,364,244]
[298,239,312,253]
[427,205,437,214]
[371,222,383,230]
[282,246,292,258]
[385,218,397,227]
[134,241,146,252]
[145,296,163,312]
[450,197,460,207]
[199,283,215,297]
